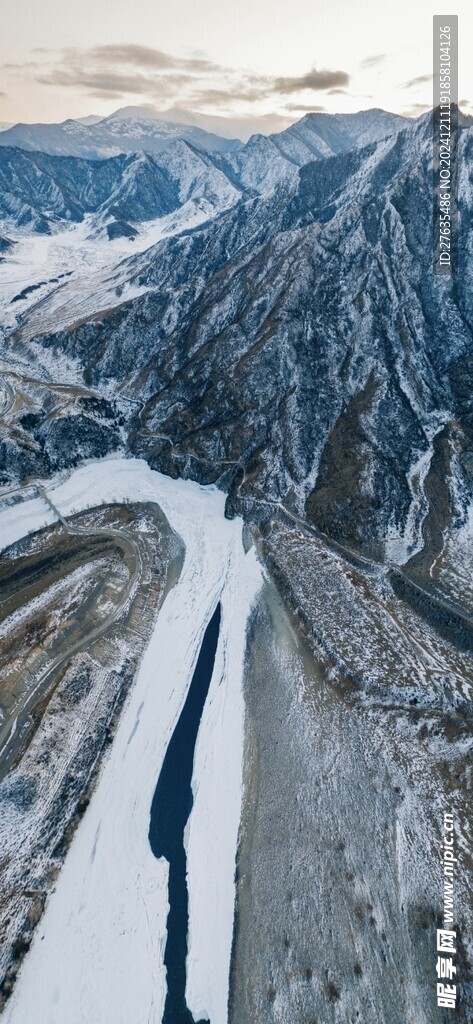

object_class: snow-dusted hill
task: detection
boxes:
[0,108,241,160]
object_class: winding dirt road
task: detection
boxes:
[0,482,143,779]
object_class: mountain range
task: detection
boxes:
[0,108,410,237]
[0,105,411,159]
[1,100,473,1024]
[0,144,239,236]
[0,107,241,159]
[1,106,472,573]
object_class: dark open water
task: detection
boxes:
[149,603,221,1024]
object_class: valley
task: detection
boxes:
[0,104,472,1022]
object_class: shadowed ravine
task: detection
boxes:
[149,603,221,1024]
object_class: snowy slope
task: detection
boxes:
[272,108,410,160]
[0,198,227,348]
[217,108,410,189]
[0,111,241,160]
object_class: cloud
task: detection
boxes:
[86,44,223,75]
[271,68,349,94]
[184,87,246,109]
[11,43,351,115]
[33,44,225,100]
[36,67,193,101]
[36,69,151,95]
[283,103,326,113]
[360,54,386,69]
[404,74,432,89]
[29,45,223,102]
[403,103,430,117]
[185,70,348,110]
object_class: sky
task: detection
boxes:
[1,0,472,131]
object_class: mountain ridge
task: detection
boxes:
[0,106,410,163]
[4,113,471,572]
[0,108,416,237]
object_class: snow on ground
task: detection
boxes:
[0,198,220,342]
[1,456,263,1024]
[184,534,261,1023]
[384,418,451,566]
[0,491,57,548]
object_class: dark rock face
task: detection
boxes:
[106,220,138,241]
[0,147,182,232]
[0,410,121,484]
[0,234,15,255]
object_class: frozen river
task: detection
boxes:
[0,457,262,1024]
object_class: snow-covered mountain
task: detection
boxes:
[4,111,472,567]
[0,143,240,236]
[1,101,473,1024]
[0,106,411,164]
[0,108,413,236]
[0,108,241,160]
[104,105,252,140]
[217,108,410,190]
[275,108,410,155]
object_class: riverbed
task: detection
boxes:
[0,456,262,1024]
